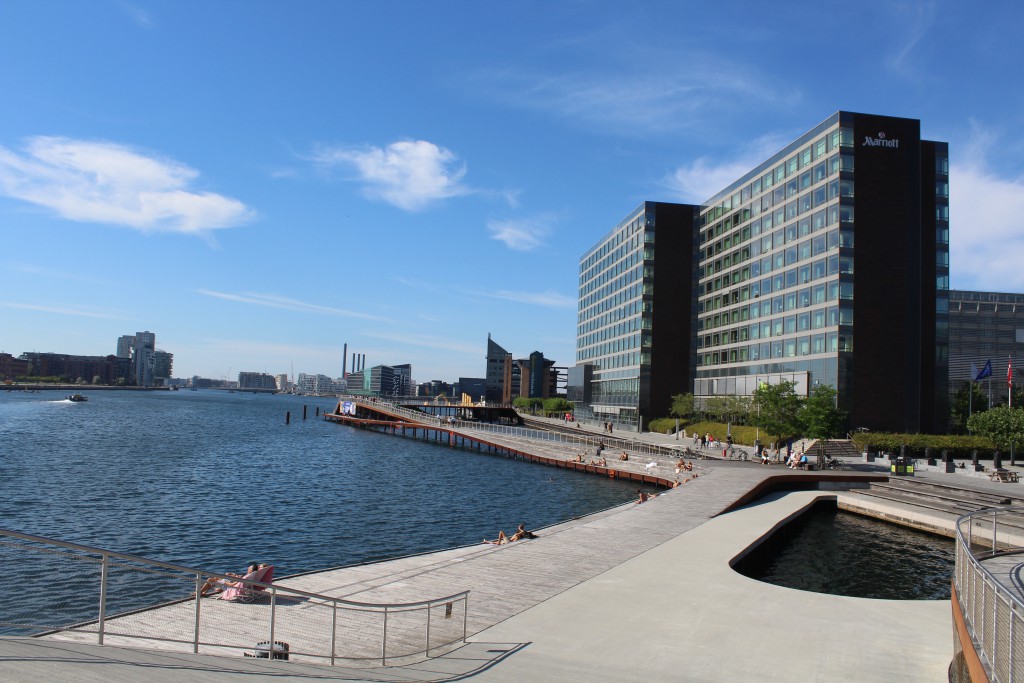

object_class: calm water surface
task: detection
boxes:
[741,503,954,600]
[0,390,639,575]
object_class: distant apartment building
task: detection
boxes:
[238,372,277,390]
[153,350,173,383]
[485,335,560,403]
[274,374,291,392]
[345,363,413,397]
[418,380,454,397]
[20,352,132,385]
[115,331,159,386]
[296,373,340,395]
[0,352,29,379]
[455,377,486,401]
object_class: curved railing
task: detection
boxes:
[954,507,1024,682]
[0,528,468,666]
[335,397,687,458]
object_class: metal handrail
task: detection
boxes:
[0,527,469,666]
[954,507,1024,682]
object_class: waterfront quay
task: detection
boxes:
[3,401,1006,681]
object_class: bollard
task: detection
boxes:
[286,411,290,425]
[925,446,935,467]
[972,449,981,472]
[943,449,955,473]
[994,451,1002,470]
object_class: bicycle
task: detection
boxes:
[723,445,750,461]
[821,453,847,470]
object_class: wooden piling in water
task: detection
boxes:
[286,411,290,424]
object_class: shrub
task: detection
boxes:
[851,432,996,458]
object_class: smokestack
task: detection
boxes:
[360,354,365,372]
[342,343,348,377]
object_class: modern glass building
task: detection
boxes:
[948,290,1024,406]
[573,112,950,434]
[693,112,948,433]
[571,201,697,429]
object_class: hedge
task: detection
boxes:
[851,432,997,458]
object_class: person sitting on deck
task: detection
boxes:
[636,490,653,504]
[592,457,607,466]
[484,531,509,545]
[619,452,629,461]
[194,562,259,598]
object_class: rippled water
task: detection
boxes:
[738,502,954,600]
[0,390,639,576]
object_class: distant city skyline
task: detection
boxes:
[3,3,1024,381]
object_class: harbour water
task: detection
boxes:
[0,390,639,576]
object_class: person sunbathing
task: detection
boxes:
[195,562,259,598]
[483,531,509,545]
[510,523,537,541]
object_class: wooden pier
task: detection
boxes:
[324,399,683,488]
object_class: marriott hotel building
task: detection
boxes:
[573,112,950,434]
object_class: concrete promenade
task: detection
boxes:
[0,418,974,681]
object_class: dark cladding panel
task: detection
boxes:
[649,202,697,420]
[850,114,923,432]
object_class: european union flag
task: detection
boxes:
[975,360,993,381]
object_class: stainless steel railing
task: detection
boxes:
[0,528,468,666]
[954,507,1024,682]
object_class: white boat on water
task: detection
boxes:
[66,394,87,402]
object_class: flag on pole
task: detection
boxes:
[971,362,979,382]
[976,359,993,381]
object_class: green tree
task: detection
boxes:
[670,393,695,420]
[92,375,102,385]
[752,380,802,444]
[512,396,543,412]
[799,385,846,441]
[967,405,1024,451]
[950,381,989,434]
[542,397,573,414]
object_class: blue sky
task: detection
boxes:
[2,1,1023,383]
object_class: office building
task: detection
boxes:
[948,290,1024,406]
[570,201,697,428]
[238,372,277,390]
[573,112,949,434]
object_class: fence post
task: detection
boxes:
[993,510,998,555]
[269,590,277,655]
[330,601,338,666]
[97,553,109,645]
[381,605,389,666]
[193,572,203,652]
[425,602,431,658]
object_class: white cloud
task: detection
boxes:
[469,55,789,135]
[0,136,253,234]
[949,131,1024,291]
[313,140,469,211]
[487,214,555,251]
[0,302,130,319]
[664,134,793,203]
[471,288,576,309]
[196,290,392,322]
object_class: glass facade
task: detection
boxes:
[694,116,847,398]
[948,290,1024,406]
[576,203,653,422]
